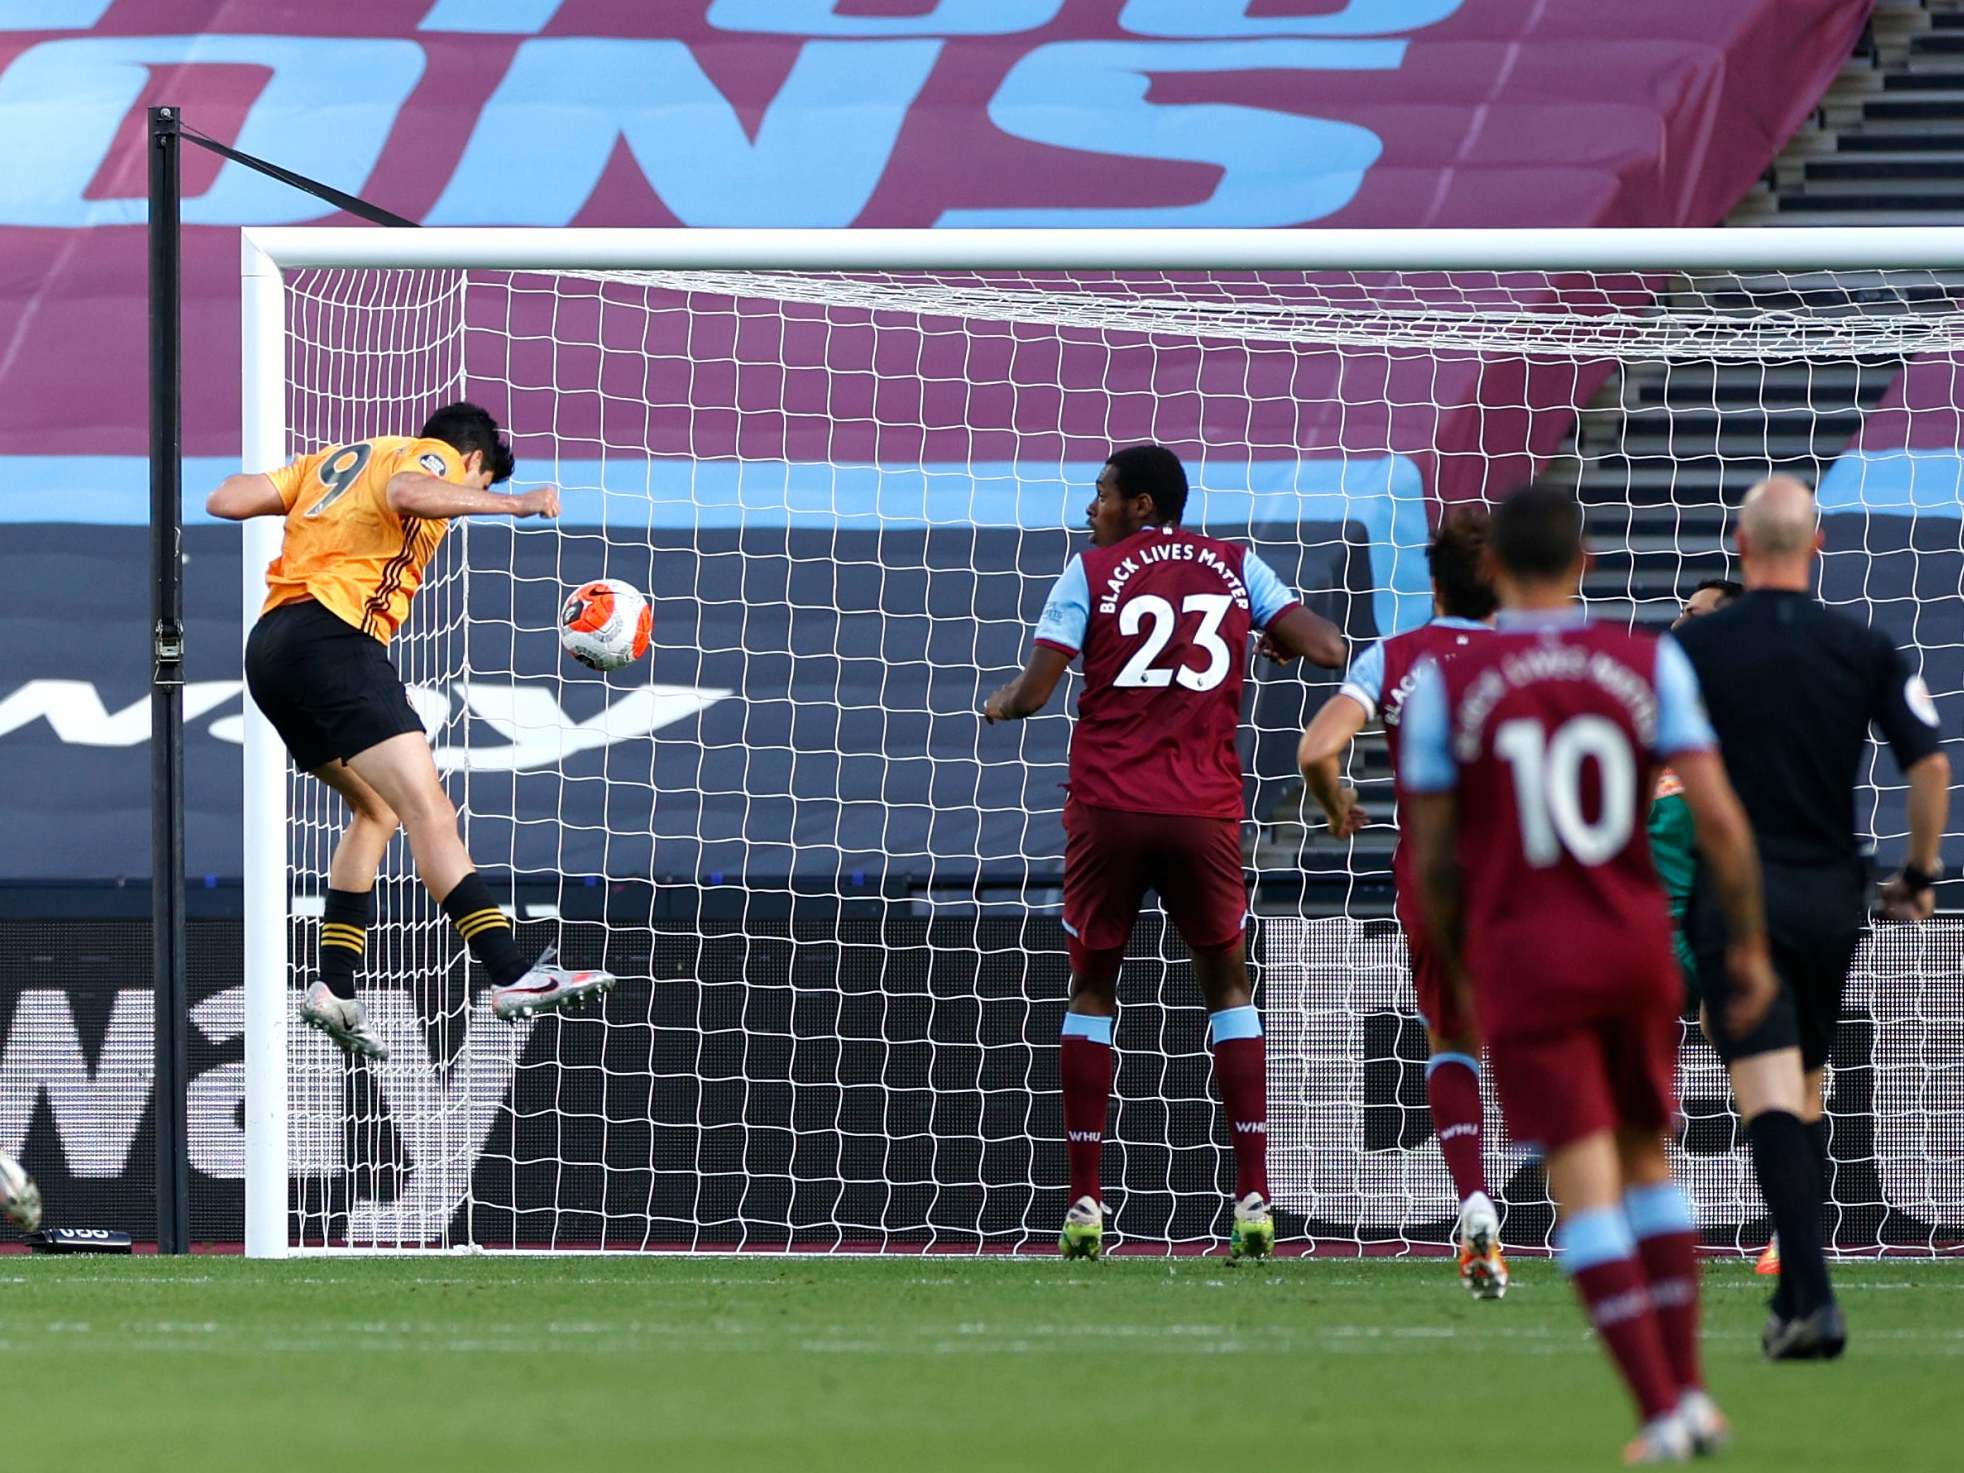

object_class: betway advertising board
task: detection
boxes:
[2,914,1955,1251]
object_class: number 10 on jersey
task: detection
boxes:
[1494,715,1636,868]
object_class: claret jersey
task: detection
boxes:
[1399,612,1716,1038]
[1032,525,1301,819]
[1338,616,1492,893]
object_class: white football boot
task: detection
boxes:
[491,944,617,1021]
[1456,1190,1508,1299]
[1622,1410,1693,1465]
[1677,1390,1730,1457]
[298,982,390,1060]
[0,1150,42,1233]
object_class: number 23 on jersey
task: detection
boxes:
[1113,593,1234,692]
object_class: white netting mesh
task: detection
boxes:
[269,261,1963,1253]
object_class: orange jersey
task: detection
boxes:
[259,436,467,644]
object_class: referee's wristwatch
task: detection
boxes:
[1901,861,1945,895]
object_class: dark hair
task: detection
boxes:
[1690,576,1743,604]
[419,402,515,484]
[1489,481,1585,579]
[1427,506,1497,620]
[1105,444,1188,526]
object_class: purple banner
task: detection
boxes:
[1822,354,1964,517]
[0,0,1870,474]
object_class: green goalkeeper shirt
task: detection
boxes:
[1647,768,1698,987]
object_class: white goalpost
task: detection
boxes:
[239,227,1964,1259]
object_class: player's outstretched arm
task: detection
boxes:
[1672,749,1777,1034]
[205,473,285,520]
[1297,693,1369,837]
[387,474,559,520]
[1261,605,1346,669]
[983,646,1073,724]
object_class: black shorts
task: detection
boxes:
[1688,854,1868,1070]
[245,599,425,772]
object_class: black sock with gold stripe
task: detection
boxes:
[440,872,528,987]
[319,888,372,1001]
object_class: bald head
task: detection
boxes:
[1736,475,1822,590]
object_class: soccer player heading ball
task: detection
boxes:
[207,403,617,1059]
[1400,483,1777,1464]
[984,445,1346,1260]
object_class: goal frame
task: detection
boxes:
[238,224,1964,1259]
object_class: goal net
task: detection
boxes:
[241,232,1964,1256]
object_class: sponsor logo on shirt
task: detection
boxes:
[418,451,449,477]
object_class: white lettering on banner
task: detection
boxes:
[0,990,151,1176]
[0,33,1418,230]
[0,679,239,745]
[420,0,563,32]
[1264,922,1536,1227]
[707,0,1064,36]
[429,682,733,773]
[52,983,531,1239]
[0,0,115,29]
[0,36,423,227]
[1260,917,1964,1238]
[0,679,729,773]
[1118,0,1462,37]
[187,985,249,1186]
[1850,930,1964,1229]
[0,922,1958,1238]
[87,984,529,1240]
[938,41,1399,228]
[427,39,939,227]
[341,991,534,1244]
[188,988,245,1179]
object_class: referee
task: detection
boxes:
[1676,474,1950,1361]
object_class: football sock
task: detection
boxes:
[1559,1206,1680,1423]
[1209,1006,1269,1203]
[318,888,371,1001]
[1626,1182,1702,1393]
[1060,1012,1114,1204]
[1749,1109,1834,1318]
[1808,1116,1831,1193]
[439,872,529,988]
[1776,1117,1832,1320]
[1424,1051,1487,1202]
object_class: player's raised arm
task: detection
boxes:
[205,472,287,520]
[1244,551,1344,668]
[387,473,559,520]
[1653,633,1776,1035]
[381,421,557,519]
[983,553,1085,723]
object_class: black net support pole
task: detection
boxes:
[135,114,409,1255]
[148,104,190,1256]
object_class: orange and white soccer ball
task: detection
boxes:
[559,578,651,672]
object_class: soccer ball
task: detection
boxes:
[559,579,652,672]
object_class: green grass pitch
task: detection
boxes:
[2,1255,1956,1470]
